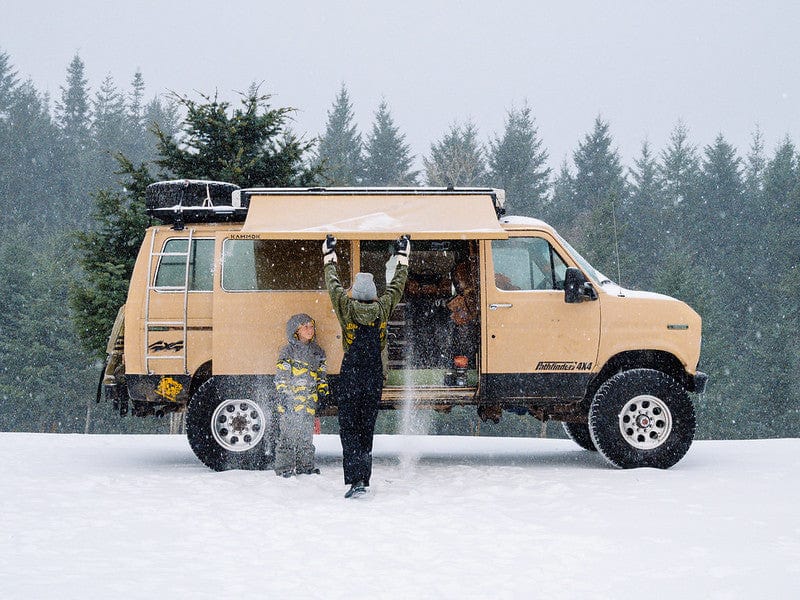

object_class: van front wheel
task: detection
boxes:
[186,377,272,471]
[562,421,597,451]
[589,369,695,469]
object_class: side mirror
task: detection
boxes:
[564,267,597,303]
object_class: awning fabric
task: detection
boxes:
[239,193,508,239]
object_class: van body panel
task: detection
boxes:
[481,234,601,378]
[595,289,703,374]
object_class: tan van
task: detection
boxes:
[102,180,707,470]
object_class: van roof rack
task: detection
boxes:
[147,205,249,229]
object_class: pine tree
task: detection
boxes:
[572,116,626,213]
[569,116,627,274]
[623,140,665,287]
[74,88,319,357]
[153,88,318,186]
[546,159,575,229]
[0,225,96,432]
[424,121,487,187]
[695,135,744,258]
[0,49,18,115]
[144,95,180,143]
[55,53,98,223]
[0,64,60,226]
[71,158,152,358]
[487,103,550,216]
[56,54,91,151]
[659,121,701,210]
[362,100,418,185]
[744,126,766,202]
[315,84,364,185]
[123,70,154,165]
[91,74,128,188]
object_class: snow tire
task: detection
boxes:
[186,377,273,471]
[562,421,597,452]
[589,368,695,469]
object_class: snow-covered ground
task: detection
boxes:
[1,433,797,599]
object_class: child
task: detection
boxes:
[274,313,329,477]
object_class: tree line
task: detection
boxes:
[0,49,797,438]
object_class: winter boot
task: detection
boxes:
[344,480,367,498]
[297,467,321,475]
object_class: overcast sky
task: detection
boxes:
[3,1,799,172]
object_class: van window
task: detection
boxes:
[491,237,567,291]
[154,238,214,291]
[222,239,351,291]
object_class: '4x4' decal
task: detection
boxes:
[149,340,184,353]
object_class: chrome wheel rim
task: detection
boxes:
[211,398,266,452]
[618,394,673,450]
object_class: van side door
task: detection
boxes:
[482,234,601,399]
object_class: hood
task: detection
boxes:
[285,313,314,343]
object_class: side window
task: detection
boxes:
[491,237,568,291]
[154,238,214,291]
[222,239,351,291]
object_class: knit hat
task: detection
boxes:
[351,272,377,301]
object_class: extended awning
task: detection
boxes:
[238,189,508,239]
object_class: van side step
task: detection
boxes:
[381,386,478,406]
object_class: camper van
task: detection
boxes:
[102,180,707,471]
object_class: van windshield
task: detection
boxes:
[551,231,612,286]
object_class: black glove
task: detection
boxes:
[394,234,411,265]
[323,234,337,264]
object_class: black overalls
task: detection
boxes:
[337,319,383,486]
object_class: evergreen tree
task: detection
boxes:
[91,74,128,189]
[659,121,701,210]
[55,53,97,223]
[123,70,154,165]
[572,116,626,213]
[752,139,800,436]
[144,95,180,144]
[424,121,487,187]
[362,100,418,185]
[315,84,364,185]
[623,140,665,287]
[546,159,575,229]
[569,116,627,274]
[0,74,60,225]
[71,158,152,358]
[487,103,550,216]
[56,54,92,151]
[744,126,766,203]
[694,135,744,259]
[0,49,18,115]
[153,88,318,187]
[0,226,96,432]
[74,88,319,358]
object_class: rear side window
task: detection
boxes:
[491,237,567,291]
[222,239,351,291]
[154,238,215,291]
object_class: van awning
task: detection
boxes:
[238,190,509,239]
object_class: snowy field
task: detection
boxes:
[1,433,797,599]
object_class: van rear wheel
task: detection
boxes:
[589,369,695,469]
[186,377,272,471]
[562,421,597,451]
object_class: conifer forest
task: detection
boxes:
[0,50,797,439]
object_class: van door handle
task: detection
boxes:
[489,303,513,310]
